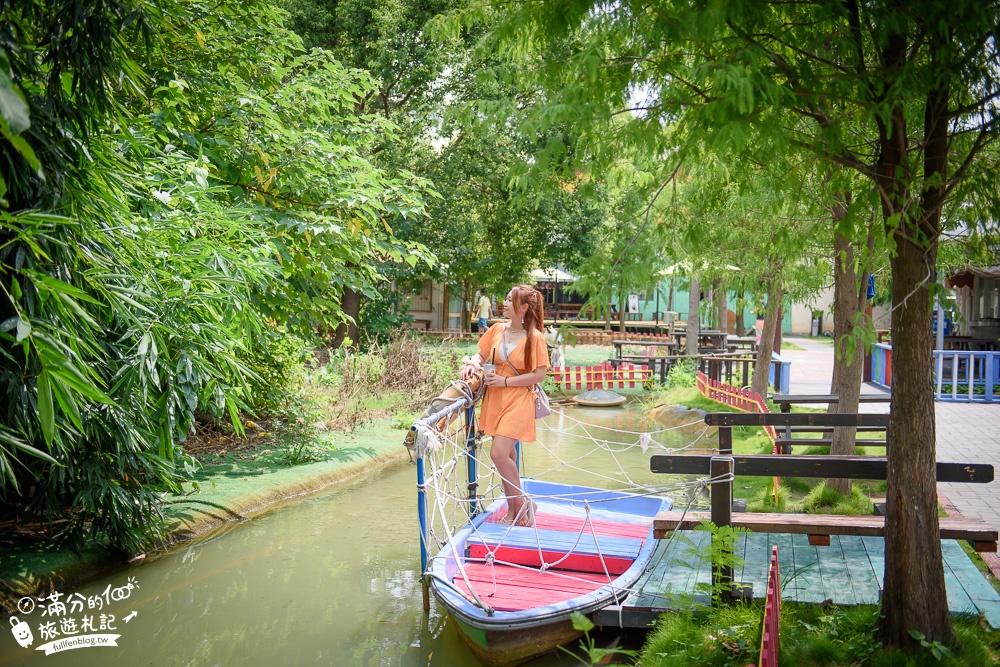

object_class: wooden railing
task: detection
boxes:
[696,372,779,500]
[651,435,998,599]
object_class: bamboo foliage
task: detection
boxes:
[0,0,434,553]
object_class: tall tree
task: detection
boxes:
[445,0,1000,647]
[284,0,459,342]
[826,186,881,494]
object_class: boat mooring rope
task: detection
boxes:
[413,396,731,613]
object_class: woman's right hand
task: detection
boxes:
[460,360,480,381]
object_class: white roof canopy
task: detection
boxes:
[530,267,576,282]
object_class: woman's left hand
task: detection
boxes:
[483,372,507,388]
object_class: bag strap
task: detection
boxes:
[498,327,538,390]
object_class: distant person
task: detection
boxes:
[460,285,549,527]
[469,294,479,333]
[475,292,492,332]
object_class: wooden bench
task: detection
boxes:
[772,393,892,413]
[774,437,887,449]
[720,410,891,455]
[705,411,890,452]
[649,414,999,599]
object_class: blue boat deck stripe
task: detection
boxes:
[533,501,656,526]
[467,523,644,560]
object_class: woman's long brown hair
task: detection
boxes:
[511,284,545,371]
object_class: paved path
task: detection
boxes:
[777,335,1000,535]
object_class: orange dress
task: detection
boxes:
[476,323,550,442]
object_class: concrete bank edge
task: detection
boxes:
[1,431,412,606]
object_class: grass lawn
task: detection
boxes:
[646,386,885,513]
[638,602,999,666]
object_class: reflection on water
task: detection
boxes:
[0,402,693,666]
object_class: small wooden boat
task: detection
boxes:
[428,479,672,666]
[571,389,627,407]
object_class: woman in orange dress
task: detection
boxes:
[459,285,549,526]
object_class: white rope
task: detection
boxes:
[415,395,725,613]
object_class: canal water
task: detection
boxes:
[1,403,699,666]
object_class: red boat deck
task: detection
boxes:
[456,505,653,611]
[454,563,609,611]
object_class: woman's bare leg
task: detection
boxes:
[490,435,534,526]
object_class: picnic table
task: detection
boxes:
[551,303,583,321]
[727,335,758,353]
[669,329,731,352]
[610,339,680,383]
[944,335,1000,351]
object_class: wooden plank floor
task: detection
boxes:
[593,532,1000,629]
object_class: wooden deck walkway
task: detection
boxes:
[592,532,1000,629]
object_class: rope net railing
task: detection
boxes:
[407,383,732,616]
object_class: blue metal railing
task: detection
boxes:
[933,349,999,403]
[870,343,999,403]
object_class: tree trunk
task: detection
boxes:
[685,276,700,356]
[462,280,472,332]
[771,306,782,354]
[751,273,783,400]
[442,283,450,331]
[332,286,361,349]
[881,222,950,647]
[826,222,867,495]
[878,68,954,647]
[619,292,627,334]
[714,278,727,334]
[736,289,746,336]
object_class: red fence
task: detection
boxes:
[696,372,776,440]
[548,362,650,390]
[420,329,680,346]
[759,545,781,667]
[696,372,780,500]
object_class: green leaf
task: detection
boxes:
[0,85,30,135]
[8,134,40,172]
[15,317,31,342]
[51,378,83,431]
[37,371,54,445]
[569,611,594,633]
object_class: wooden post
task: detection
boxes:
[710,455,735,601]
[718,424,732,455]
[780,400,792,454]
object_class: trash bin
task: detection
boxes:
[810,314,822,337]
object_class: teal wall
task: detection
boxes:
[628,280,792,333]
